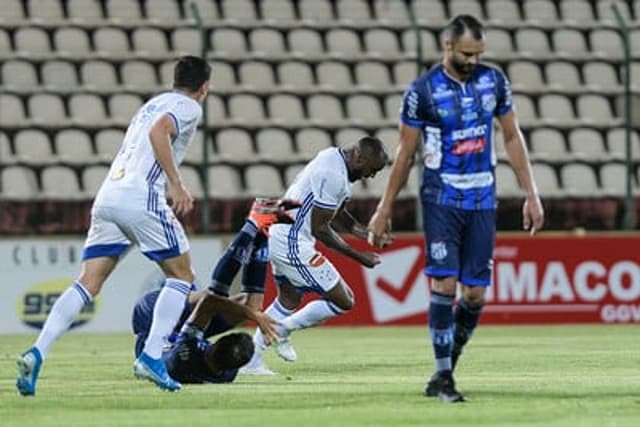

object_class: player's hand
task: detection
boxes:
[367,209,392,248]
[358,251,381,268]
[523,194,544,236]
[168,180,194,216]
[254,311,280,345]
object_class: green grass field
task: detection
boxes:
[1,325,638,427]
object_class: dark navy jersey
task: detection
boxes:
[400,63,513,210]
[163,338,238,384]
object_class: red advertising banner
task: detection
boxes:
[263,235,640,325]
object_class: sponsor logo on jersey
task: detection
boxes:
[430,241,447,261]
[432,84,454,100]
[404,90,419,119]
[17,279,100,330]
[475,75,495,90]
[482,93,497,112]
[452,138,487,155]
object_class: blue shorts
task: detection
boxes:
[422,202,495,286]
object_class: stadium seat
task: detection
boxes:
[299,0,333,21]
[208,164,244,198]
[317,61,353,90]
[278,61,315,89]
[630,29,640,57]
[172,28,200,54]
[255,128,297,162]
[0,132,16,165]
[568,128,608,161]
[221,0,257,21]
[109,93,143,125]
[0,28,10,52]
[188,0,219,20]
[583,61,620,90]
[514,28,550,56]
[41,60,78,90]
[596,0,632,23]
[228,94,266,123]
[495,162,521,198]
[484,28,514,55]
[54,28,91,55]
[182,130,215,165]
[0,94,29,127]
[214,128,255,163]
[284,163,305,186]
[210,28,247,55]
[2,0,26,20]
[27,0,64,20]
[532,163,562,197]
[95,129,124,161]
[238,61,277,90]
[552,29,588,56]
[345,95,386,126]
[28,94,67,126]
[82,165,109,197]
[104,0,143,21]
[94,27,130,56]
[401,29,439,59]
[523,0,559,22]
[41,166,82,200]
[374,127,399,159]
[203,60,235,91]
[262,0,296,21]
[14,27,51,54]
[146,0,182,21]
[607,128,640,161]
[363,28,400,57]
[132,28,169,54]
[449,0,484,20]
[538,94,575,125]
[121,60,158,91]
[205,94,227,123]
[560,0,595,22]
[307,94,345,125]
[507,61,544,90]
[1,166,40,200]
[545,61,581,91]
[267,94,306,124]
[576,94,614,126]
[485,0,521,21]
[244,164,285,197]
[355,61,391,88]
[1,60,38,89]
[81,60,119,90]
[336,0,372,22]
[326,28,362,57]
[14,129,55,164]
[249,28,286,55]
[393,60,421,85]
[561,163,600,197]
[590,29,623,59]
[384,93,403,119]
[599,163,629,197]
[295,128,333,160]
[410,0,447,23]
[288,28,324,56]
[528,127,569,162]
[67,0,103,20]
[69,94,108,125]
[55,129,95,165]
[179,166,204,199]
[511,94,538,126]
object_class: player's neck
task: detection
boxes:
[441,61,468,84]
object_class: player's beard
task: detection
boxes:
[451,59,474,79]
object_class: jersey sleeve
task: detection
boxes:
[309,166,344,210]
[399,81,428,128]
[494,68,513,117]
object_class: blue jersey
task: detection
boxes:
[163,338,238,384]
[400,63,513,210]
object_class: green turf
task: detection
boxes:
[1,325,638,427]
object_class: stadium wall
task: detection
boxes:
[1,234,639,334]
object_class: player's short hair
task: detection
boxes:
[206,332,254,371]
[357,136,389,165]
[444,14,484,41]
[173,55,211,92]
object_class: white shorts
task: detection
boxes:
[83,202,190,262]
[269,246,341,294]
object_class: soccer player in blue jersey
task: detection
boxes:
[368,15,544,402]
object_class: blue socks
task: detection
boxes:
[429,291,454,372]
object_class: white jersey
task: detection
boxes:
[269,147,352,257]
[95,91,202,209]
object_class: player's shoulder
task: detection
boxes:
[476,63,508,81]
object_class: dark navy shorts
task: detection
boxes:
[422,202,495,286]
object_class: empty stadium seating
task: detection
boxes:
[1,0,638,232]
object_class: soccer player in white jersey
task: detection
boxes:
[16,56,211,394]
[241,136,391,375]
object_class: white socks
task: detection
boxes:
[142,278,190,359]
[283,300,346,331]
[34,281,92,359]
[253,299,294,351]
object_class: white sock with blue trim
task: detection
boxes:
[142,278,190,359]
[282,300,346,331]
[253,299,294,350]
[34,281,93,359]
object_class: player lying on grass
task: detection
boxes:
[132,198,299,383]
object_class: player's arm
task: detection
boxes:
[368,124,419,245]
[498,111,544,234]
[311,206,379,268]
[148,114,193,215]
[330,203,367,239]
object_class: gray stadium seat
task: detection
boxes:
[14,27,50,54]
[590,29,623,59]
[576,94,614,126]
[81,60,119,90]
[0,132,16,165]
[484,28,514,55]
[596,0,632,22]
[295,128,333,160]
[278,61,314,89]
[284,164,305,186]
[599,163,628,197]
[104,0,143,21]
[208,165,244,198]
[449,0,484,20]
[402,29,439,59]
[532,163,562,197]
[299,0,333,21]
[317,61,352,90]
[1,166,40,200]
[0,94,28,126]
[54,28,91,55]
[221,0,258,21]
[28,0,64,19]
[607,128,640,161]
[41,166,83,200]
[215,128,255,163]
[82,165,109,197]
[514,28,550,56]
[94,27,130,55]
[529,128,570,162]
[374,127,399,160]
[326,28,361,57]
[205,94,226,123]
[179,166,204,199]
[393,60,421,85]
[249,28,286,55]
[346,94,384,125]
[41,60,78,90]
[523,0,559,22]
[238,61,276,90]
[561,163,600,197]
[67,0,103,20]
[2,60,38,89]
[95,129,124,161]
[244,164,284,198]
[568,128,608,161]
[288,28,324,56]
[210,28,247,55]
[546,61,581,91]
[188,0,219,20]
[364,28,400,57]
[485,0,521,21]
[262,0,296,21]
[355,61,391,88]
[511,94,538,126]
[228,94,266,123]
[132,28,169,54]
[68,93,108,125]
[583,61,620,91]
[552,29,587,56]
[121,60,158,91]
[28,94,67,126]
[307,94,345,125]
[3,0,26,20]
[495,163,521,198]
[560,0,595,22]
[410,0,447,23]
[538,94,575,125]
[337,0,372,22]
[109,93,143,125]
[508,61,544,90]
[56,129,95,165]
[182,130,215,165]
[172,28,200,55]
[384,93,403,120]
[14,129,55,164]
[146,0,182,21]
[267,94,306,124]
[255,128,297,162]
